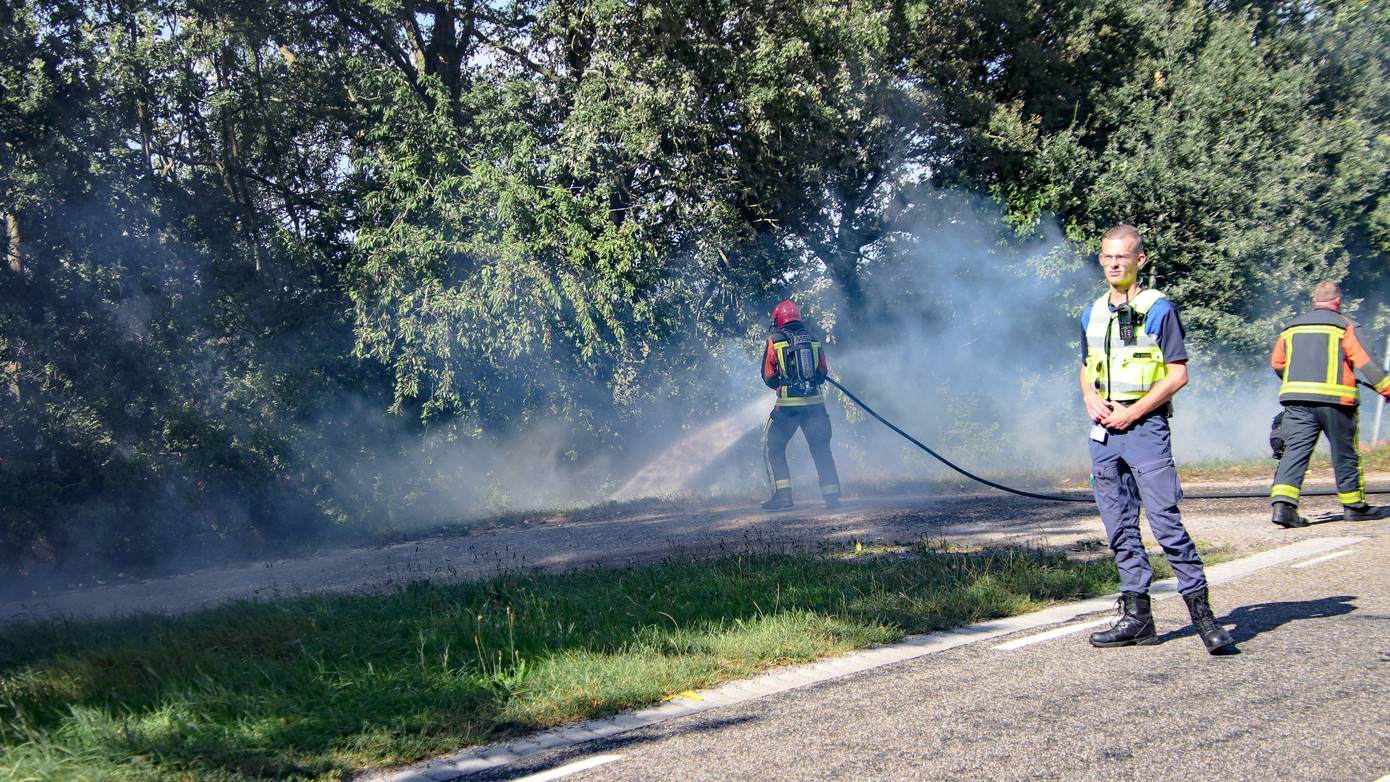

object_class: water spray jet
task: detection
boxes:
[610,397,770,502]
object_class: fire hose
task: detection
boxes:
[823,376,1389,503]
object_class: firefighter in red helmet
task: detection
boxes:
[760,299,841,510]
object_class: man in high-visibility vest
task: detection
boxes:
[1268,280,1390,527]
[760,299,840,510]
[1079,224,1235,654]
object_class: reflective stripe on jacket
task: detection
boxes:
[1271,307,1390,406]
[762,323,829,407]
[1083,289,1168,402]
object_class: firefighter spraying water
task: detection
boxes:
[760,300,841,510]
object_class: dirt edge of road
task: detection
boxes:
[3,472,1383,625]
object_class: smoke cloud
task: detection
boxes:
[5,186,1344,593]
[612,190,1302,502]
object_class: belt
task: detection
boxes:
[1109,399,1173,417]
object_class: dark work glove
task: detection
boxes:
[1270,411,1285,460]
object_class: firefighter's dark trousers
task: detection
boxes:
[1090,412,1207,596]
[1271,403,1365,507]
[763,404,840,498]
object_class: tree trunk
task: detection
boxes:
[128,11,156,177]
[5,212,19,273]
[828,249,866,325]
[4,213,19,400]
[252,47,303,238]
[215,41,263,272]
[2,358,16,401]
[2,353,17,401]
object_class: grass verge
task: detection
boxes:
[0,542,1153,782]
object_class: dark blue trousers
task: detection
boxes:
[1089,413,1207,596]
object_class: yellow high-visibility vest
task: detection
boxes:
[1275,321,1360,404]
[1083,289,1168,402]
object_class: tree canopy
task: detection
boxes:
[3,0,1388,575]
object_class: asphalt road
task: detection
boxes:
[460,523,1390,782]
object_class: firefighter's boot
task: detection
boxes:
[1343,503,1389,522]
[1183,587,1236,654]
[761,489,793,511]
[1271,501,1309,528]
[1089,592,1158,648]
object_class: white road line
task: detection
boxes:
[1291,551,1353,569]
[1370,774,1390,782]
[508,755,624,782]
[992,619,1110,651]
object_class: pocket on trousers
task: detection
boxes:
[1134,457,1182,508]
[1091,465,1126,520]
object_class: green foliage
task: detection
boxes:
[928,0,1390,357]
[2,0,1389,573]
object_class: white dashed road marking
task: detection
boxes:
[992,619,1110,651]
[1290,550,1353,569]
[507,755,623,782]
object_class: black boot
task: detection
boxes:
[1271,501,1309,528]
[1089,592,1158,647]
[761,489,792,510]
[1183,587,1236,654]
[1343,503,1389,521]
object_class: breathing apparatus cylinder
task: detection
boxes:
[794,341,816,388]
[782,330,820,394]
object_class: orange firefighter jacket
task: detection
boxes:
[1271,306,1390,407]
[762,323,830,407]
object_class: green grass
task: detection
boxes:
[1,543,1132,782]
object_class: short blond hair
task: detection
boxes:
[1101,224,1143,254]
[1312,280,1341,304]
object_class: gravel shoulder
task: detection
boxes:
[4,470,1384,625]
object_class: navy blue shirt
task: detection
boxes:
[1080,296,1188,364]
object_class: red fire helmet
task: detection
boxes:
[771,299,802,328]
